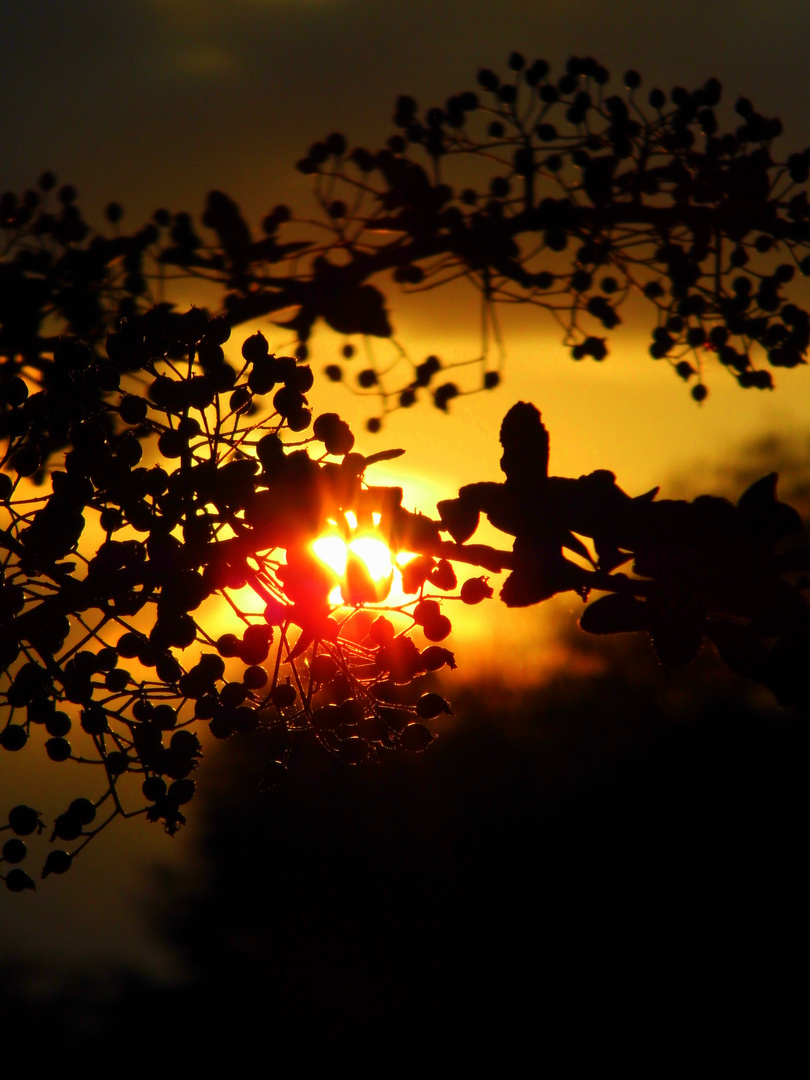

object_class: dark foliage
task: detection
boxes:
[3,57,810,440]
[1,55,809,891]
[1,663,806,1069]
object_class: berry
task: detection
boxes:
[243,665,268,690]
[369,616,395,646]
[460,577,494,604]
[45,738,71,762]
[242,332,269,362]
[68,798,96,825]
[0,725,27,751]
[9,806,42,836]
[167,779,196,805]
[3,839,27,863]
[339,737,369,765]
[53,813,83,842]
[42,850,72,877]
[416,693,453,719]
[142,777,167,802]
[271,682,297,708]
[6,869,36,892]
[423,615,452,642]
[420,646,456,672]
[399,723,435,752]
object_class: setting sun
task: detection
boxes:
[312,511,419,607]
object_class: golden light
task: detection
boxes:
[312,512,417,607]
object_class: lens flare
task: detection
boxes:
[312,514,410,606]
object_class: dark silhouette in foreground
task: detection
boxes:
[1,639,806,1069]
[1,309,808,889]
[3,54,810,445]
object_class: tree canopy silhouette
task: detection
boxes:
[1,55,809,891]
[4,54,810,438]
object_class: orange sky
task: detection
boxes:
[4,0,810,974]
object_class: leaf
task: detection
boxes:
[363,448,406,466]
[437,496,480,544]
[500,548,583,607]
[765,630,810,707]
[580,593,650,635]
[705,620,768,680]
[498,402,549,483]
[650,616,704,669]
[737,473,802,541]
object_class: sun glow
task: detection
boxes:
[312,514,416,607]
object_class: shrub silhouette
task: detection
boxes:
[1,55,809,890]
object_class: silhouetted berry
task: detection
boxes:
[241,332,268,363]
[460,577,494,604]
[167,779,196,806]
[423,614,452,642]
[3,839,27,863]
[6,869,35,892]
[153,705,178,730]
[8,807,41,837]
[45,738,71,762]
[243,665,268,690]
[0,725,27,751]
[42,850,72,877]
[339,737,369,765]
[399,723,434,752]
[143,778,167,802]
[217,633,241,658]
[53,813,82,842]
[420,646,456,671]
[271,682,297,708]
[69,798,96,825]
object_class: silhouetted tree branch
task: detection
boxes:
[3,54,810,447]
[1,54,809,892]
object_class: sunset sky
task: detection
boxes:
[4,0,810,491]
[3,0,810,972]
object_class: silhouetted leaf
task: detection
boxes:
[580,594,649,635]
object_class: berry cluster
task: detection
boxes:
[1,312,496,890]
[299,54,810,413]
[3,55,810,439]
